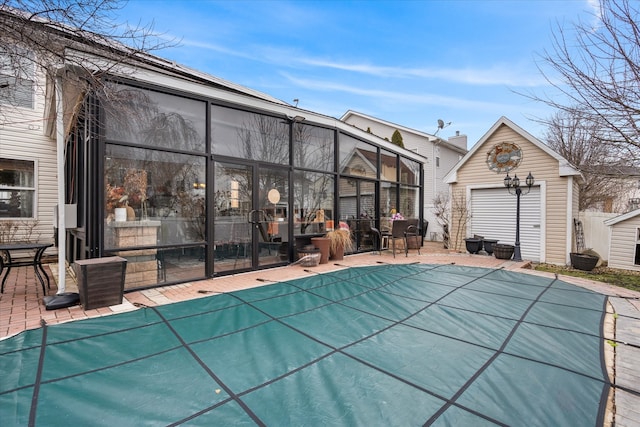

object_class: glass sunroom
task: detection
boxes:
[64,78,424,290]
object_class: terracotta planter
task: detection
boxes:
[311,237,330,264]
[330,244,345,261]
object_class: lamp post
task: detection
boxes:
[503,172,534,261]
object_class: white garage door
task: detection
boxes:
[470,187,541,262]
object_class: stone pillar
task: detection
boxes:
[108,221,161,289]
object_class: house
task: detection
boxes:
[0,8,425,292]
[604,209,640,272]
[604,168,640,213]
[582,166,640,214]
[0,39,57,244]
[340,110,467,241]
[444,116,582,264]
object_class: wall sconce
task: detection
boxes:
[286,115,306,123]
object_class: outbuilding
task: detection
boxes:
[444,117,581,264]
[604,209,640,272]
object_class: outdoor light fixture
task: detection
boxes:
[503,172,535,261]
[286,115,306,123]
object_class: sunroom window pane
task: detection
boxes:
[338,133,377,179]
[104,145,206,248]
[400,157,420,185]
[211,105,289,164]
[293,123,334,171]
[104,83,206,152]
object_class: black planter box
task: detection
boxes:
[73,257,127,310]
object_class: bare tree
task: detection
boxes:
[433,190,469,251]
[1,0,175,120]
[432,191,450,248]
[238,114,288,164]
[544,110,630,211]
[532,0,640,165]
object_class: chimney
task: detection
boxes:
[448,132,468,151]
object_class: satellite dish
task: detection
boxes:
[434,119,452,136]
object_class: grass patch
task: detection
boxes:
[534,264,640,292]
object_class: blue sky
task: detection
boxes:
[117,0,599,148]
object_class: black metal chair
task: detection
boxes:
[389,220,408,258]
[369,227,382,255]
[404,219,421,257]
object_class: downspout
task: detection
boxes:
[55,74,66,294]
[566,176,574,265]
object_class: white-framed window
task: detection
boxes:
[0,158,36,218]
[0,47,35,109]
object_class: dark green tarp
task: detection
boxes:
[0,264,609,426]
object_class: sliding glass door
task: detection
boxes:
[213,161,289,274]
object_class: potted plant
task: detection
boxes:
[311,236,331,264]
[326,228,353,260]
[494,243,515,260]
[482,239,499,256]
[464,237,483,254]
[570,249,600,271]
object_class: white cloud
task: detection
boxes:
[281,73,515,111]
[166,34,547,88]
[586,0,603,31]
[297,57,548,87]
[177,38,257,60]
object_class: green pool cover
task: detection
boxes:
[1,264,610,426]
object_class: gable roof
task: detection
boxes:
[604,208,640,226]
[444,116,581,184]
[340,110,467,155]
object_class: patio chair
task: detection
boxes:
[370,227,382,255]
[389,219,408,258]
[404,219,421,256]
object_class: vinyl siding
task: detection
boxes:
[0,66,57,244]
[608,216,640,271]
[451,124,572,264]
